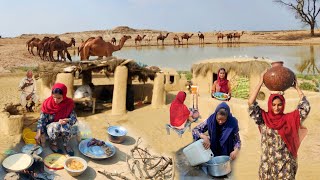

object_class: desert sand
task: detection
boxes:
[0,27,320,179]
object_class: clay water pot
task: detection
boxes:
[263,61,295,91]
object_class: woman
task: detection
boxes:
[170,91,194,130]
[212,68,232,99]
[192,102,241,160]
[35,83,77,156]
[248,71,310,179]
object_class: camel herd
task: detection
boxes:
[215,31,245,43]
[26,36,75,61]
[25,31,245,62]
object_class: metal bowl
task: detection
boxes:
[204,156,231,177]
[107,126,127,144]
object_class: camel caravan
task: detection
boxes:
[25,27,246,62]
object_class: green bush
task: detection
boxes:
[178,71,192,81]
[232,77,249,99]
[299,82,316,91]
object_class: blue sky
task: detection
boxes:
[0,0,305,37]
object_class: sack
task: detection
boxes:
[76,120,92,141]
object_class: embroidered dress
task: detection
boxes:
[249,96,310,179]
[37,110,77,146]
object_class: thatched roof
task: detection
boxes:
[38,56,160,84]
[191,58,272,77]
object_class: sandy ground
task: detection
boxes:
[0,27,320,179]
[0,74,319,180]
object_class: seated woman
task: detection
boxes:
[192,102,240,160]
[212,68,232,99]
[34,83,77,156]
[170,91,195,130]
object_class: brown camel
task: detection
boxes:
[26,37,40,54]
[43,37,75,61]
[47,37,73,61]
[226,33,233,43]
[78,37,95,57]
[216,32,224,43]
[41,37,55,61]
[181,33,194,45]
[233,31,244,42]
[156,33,169,45]
[111,37,116,45]
[198,32,204,44]
[36,37,51,57]
[81,35,131,60]
[135,35,146,46]
[173,34,180,45]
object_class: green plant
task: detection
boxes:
[299,82,316,91]
[178,71,192,81]
[232,77,249,99]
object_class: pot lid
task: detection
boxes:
[107,126,127,136]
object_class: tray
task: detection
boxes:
[79,138,116,160]
[213,92,230,101]
[44,153,67,170]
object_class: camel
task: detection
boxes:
[198,32,204,44]
[81,35,131,60]
[173,34,180,45]
[46,37,73,62]
[36,37,51,57]
[26,37,40,54]
[43,37,75,61]
[135,35,146,46]
[216,32,224,43]
[157,33,169,45]
[111,37,116,45]
[144,34,154,45]
[181,33,194,45]
[41,37,55,60]
[226,33,233,43]
[233,31,244,42]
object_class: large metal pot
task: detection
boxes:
[204,156,231,177]
[107,126,127,144]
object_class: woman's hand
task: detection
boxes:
[200,134,211,149]
[259,69,268,85]
[59,118,69,125]
[230,148,239,160]
[34,131,41,145]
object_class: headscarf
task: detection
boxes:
[217,68,229,93]
[170,91,190,127]
[261,94,302,158]
[41,83,74,122]
[207,102,238,156]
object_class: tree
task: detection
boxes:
[274,0,320,36]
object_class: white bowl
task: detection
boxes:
[64,157,87,177]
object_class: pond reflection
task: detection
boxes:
[71,44,320,74]
[295,46,320,74]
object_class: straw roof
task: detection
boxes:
[191,58,272,77]
[38,57,160,84]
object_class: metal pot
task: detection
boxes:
[107,126,127,144]
[204,156,231,177]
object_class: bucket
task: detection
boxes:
[183,139,213,166]
[22,130,36,144]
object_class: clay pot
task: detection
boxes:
[263,61,295,91]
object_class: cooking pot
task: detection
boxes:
[204,156,231,177]
[107,126,127,144]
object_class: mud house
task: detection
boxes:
[37,57,165,117]
[191,58,271,96]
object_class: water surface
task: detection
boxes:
[73,44,320,74]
